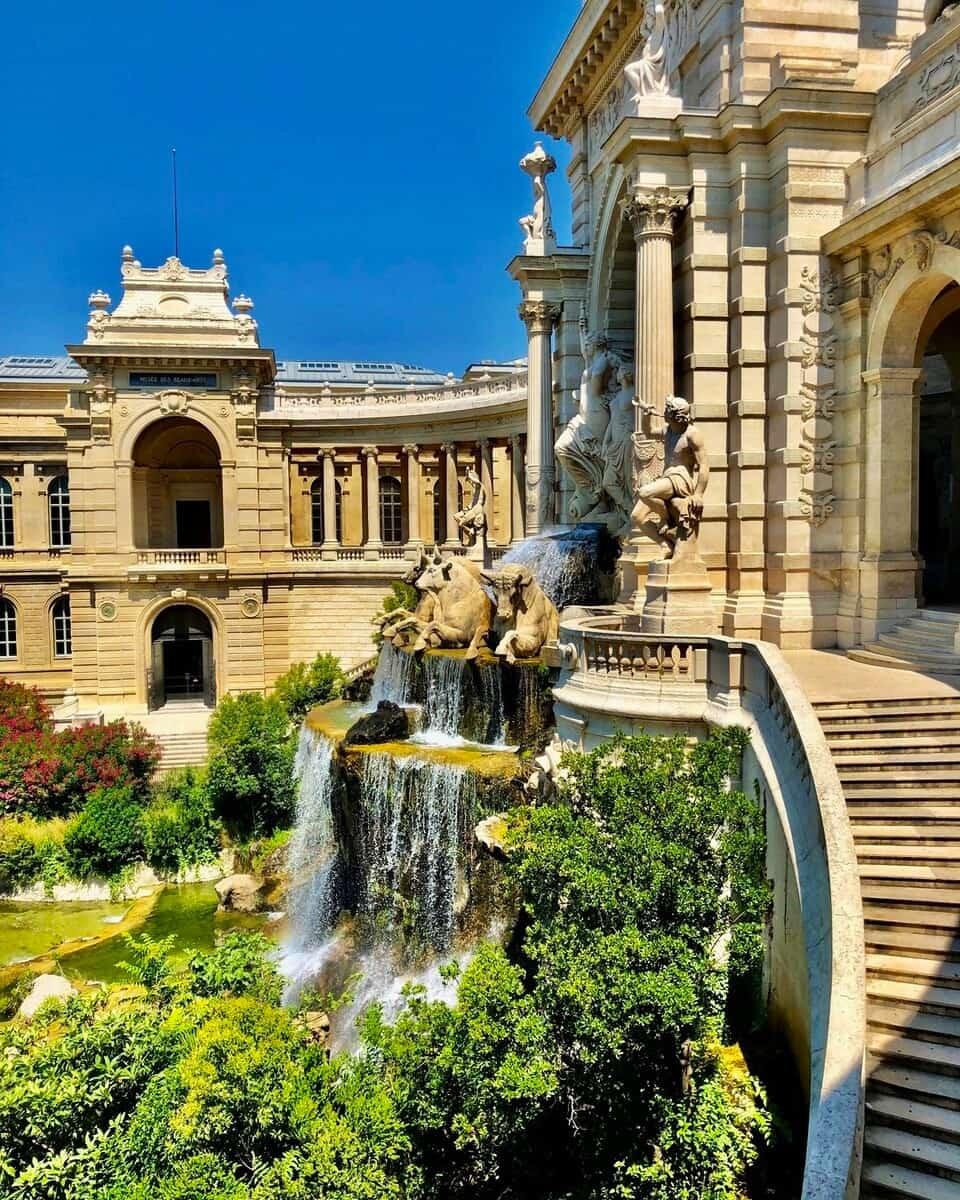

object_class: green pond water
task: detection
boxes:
[0,884,270,985]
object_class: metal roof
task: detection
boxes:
[0,355,448,386]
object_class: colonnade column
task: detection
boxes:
[518,299,562,536]
[622,186,688,601]
[362,445,381,559]
[321,448,338,558]
[403,443,421,550]
[510,436,525,543]
[442,442,459,548]
[478,437,494,539]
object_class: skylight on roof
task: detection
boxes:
[354,362,393,371]
[7,357,56,365]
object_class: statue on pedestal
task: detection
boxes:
[454,467,487,547]
[632,396,709,563]
[518,143,558,256]
[554,308,621,526]
[600,365,637,539]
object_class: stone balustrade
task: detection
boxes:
[551,611,866,1200]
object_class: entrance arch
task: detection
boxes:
[131,417,224,550]
[149,604,215,709]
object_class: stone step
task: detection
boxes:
[866,928,960,961]
[860,863,960,885]
[869,1002,960,1045]
[863,885,960,909]
[855,825,960,842]
[822,722,960,740]
[868,979,960,1019]
[829,735,960,751]
[852,807,960,823]
[912,611,960,627]
[877,638,960,664]
[865,905,960,930]
[861,1159,960,1197]
[888,623,958,643]
[868,1093,960,1144]
[843,785,960,800]
[850,648,960,674]
[815,700,960,719]
[867,955,960,990]
[870,1062,960,1109]
[840,768,960,784]
[857,845,960,862]
[836,748,960,765]
[869,1031,960,1077]
[864,1124,960,1182]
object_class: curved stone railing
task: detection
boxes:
[268,372,527,417]
[551,613,865,1200]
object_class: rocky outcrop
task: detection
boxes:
[215,873,266,913]
[344,700,409,746]
[18,974,76,1021]
[475,814,510,860]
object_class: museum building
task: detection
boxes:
[0,248,527,718]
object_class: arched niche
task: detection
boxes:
[131,417,224,549]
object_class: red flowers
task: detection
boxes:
[0,679,160,818]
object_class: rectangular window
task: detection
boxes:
[53,599,71,657]
[0,483,12,548]
[0,603,16,659]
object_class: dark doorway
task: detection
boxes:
[176,500,212,549]
[149,605,215,709]
[920,309,960,605]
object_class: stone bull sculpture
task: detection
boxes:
[411,553,493,659]
[375,546,481,647]
[481,564,560,664]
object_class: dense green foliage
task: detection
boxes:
[63,784,146,880]
[143,768,222,878]
[205,694,298,840]
[372,581,420,646]
[0,729,773,1199]
[272,653,345,721]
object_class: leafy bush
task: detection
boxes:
[372,580,420,646]
[205,693,297,839]
[272,653,345,721]
[64,784,146,879]
[187,931,284,1004]
[0,678,51,734]
[143,767,221,878]
[0,815,70,895]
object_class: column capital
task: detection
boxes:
[622,185,689,241]
[361,444,379,459]
[318,446,337,461]
[439,441,457,455]
[402,442,419,456]
[518,299,562,334]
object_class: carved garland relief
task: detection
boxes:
[798,265,839,527]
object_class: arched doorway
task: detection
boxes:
[149,605,215,709]
[132,417,224,549]
[919,301,960,605]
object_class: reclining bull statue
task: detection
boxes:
[375,546,482,648]
[480,564,560,664]
[411,551,493,659]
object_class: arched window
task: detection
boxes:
[49,476,71,549]
[52,596,72,658]
[0,599,16,659]
[310,477,343,543]
[379,476,403,544]
[0,479,12,548]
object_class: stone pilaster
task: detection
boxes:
[510,436,525,543]
[321,448,338,558]
[403,443,421,550]
[441,442,460,548]
[519,299,562,535]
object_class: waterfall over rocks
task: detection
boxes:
[286,727,342,953]
[501,523,620,609]
[370,641,416,707]
[421,654,466,741]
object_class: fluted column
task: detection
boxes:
[362,445,381,559]
[510,436,525,543]
[622,186,688,601]
[442,441,459,547]
[321,448,338,558]
[518,299,562,535]
[403,443,421,550]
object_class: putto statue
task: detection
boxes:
[454,466,487,547]
[518,143,557,256]
[632,396,709,562]
[481,564,561,664]
[554,307,621,527]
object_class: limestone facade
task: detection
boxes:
[0,249,526,713]
[515,0,960,648]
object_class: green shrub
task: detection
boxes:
[372,580,420,646]
[143,768,221,878]
[0,815,70,894]
[272,653,345,721]
[64,784,146,879]
[187,931,283,1005]
[205,694,297,840]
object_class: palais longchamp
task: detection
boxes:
[9,0,960,1190]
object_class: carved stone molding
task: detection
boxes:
[518,300,563,335]
[158,389,189,416]
[622,186,689,240]
[798,265,840,527]
[868,224,960,299]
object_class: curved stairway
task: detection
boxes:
[849,610,960,674]
[816,694,960,1197]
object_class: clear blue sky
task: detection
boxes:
[0,1,581,373]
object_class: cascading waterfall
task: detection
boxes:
[478,660,506,746]
[370,641,416,706]
[421,654,465,740]
[502,523,619,609]
[285,727,341,954]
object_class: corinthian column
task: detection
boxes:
[510,436,525,543]
[362,445,381,559]
[518,299,562,536]
[621,186,688,602]
[441,442,459,548]
[321,447,338,558]
[403,443,421,550]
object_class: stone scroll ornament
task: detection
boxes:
[631,395,710,563]
[554,305,633,538]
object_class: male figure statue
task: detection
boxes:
[632,395,709,561]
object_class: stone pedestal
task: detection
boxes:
[641,557,718,635]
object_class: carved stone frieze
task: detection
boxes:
[84,366,116,444]
[798,265,840,527]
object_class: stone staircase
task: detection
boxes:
[815,694,960,1198]
[849,610,960,674]
[138,702,211,774]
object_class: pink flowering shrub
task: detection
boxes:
[0,679,160,819]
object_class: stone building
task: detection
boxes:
[0,247,526,717]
